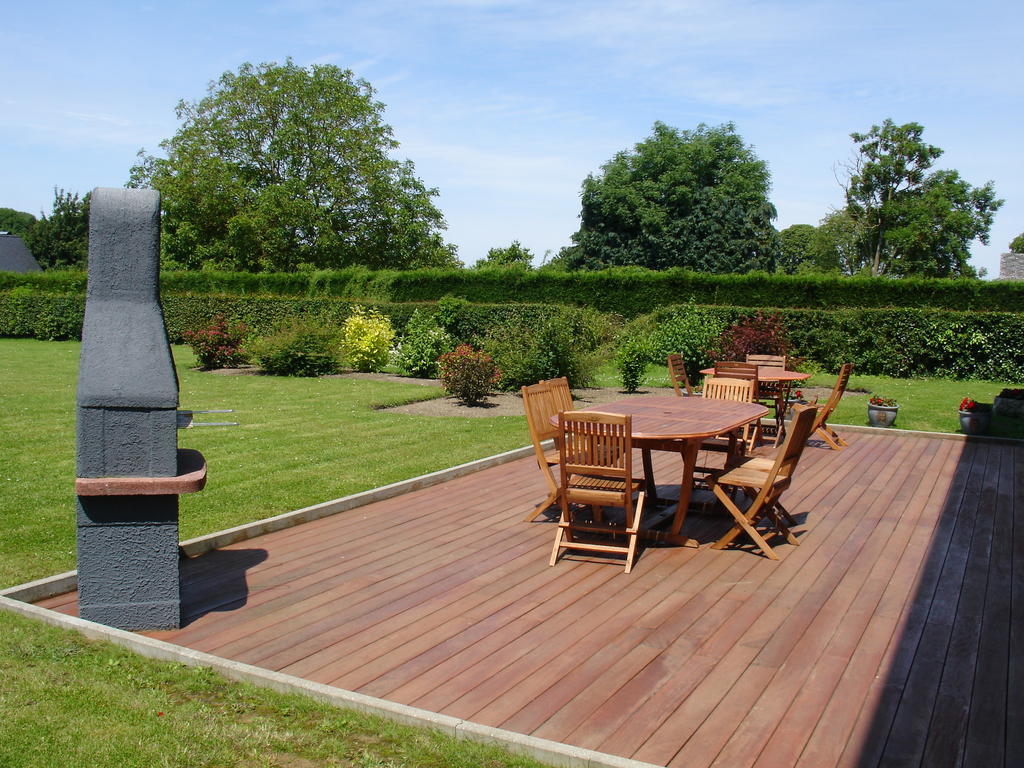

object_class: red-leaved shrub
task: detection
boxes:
[438,345,501,404]
[183,315,250,370]
[708,312,789,362]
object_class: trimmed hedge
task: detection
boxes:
[628,304,1024,381]
[2,289,1022,380]
[3,266,1024,314]
[0,290,608,347]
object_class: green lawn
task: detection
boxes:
[1,339,528,589]
[2,338,1021,768]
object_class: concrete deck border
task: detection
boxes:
[0,595,662,768]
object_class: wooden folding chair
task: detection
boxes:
[808,363,853,450]
[703,376,760,453]
[667,354,693,396]
[521,380,564,522]
[544,376,574,413]
[550,412,646,573]
[707,404,818,560]
[714,360,759,382]
[746,353,787,369]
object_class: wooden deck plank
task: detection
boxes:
[664,435,933,768]
[619,435,901,764]
[876,442,991,767]
[761,439,960,768]
[30,432,1024,768]
[700,439,947,768]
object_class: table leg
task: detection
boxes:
[641,447,659,504]
[671,439,700,537]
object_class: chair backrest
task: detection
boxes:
[813,363,854,429]
[746,353,787,369]
[702,376,756,404]
[559,411,632,482]
[714,360,759,382]
[667,354,693,396]
[522,380,560,448]
[544,377,574,413]
[765,404,818,486]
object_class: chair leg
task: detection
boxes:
[549,498,572,566]
[710,485,779,560]
[775,500,797,526]
[814,425,845,450]
[523,489,558,522]
[622,492,645,574]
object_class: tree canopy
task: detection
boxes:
[473,240,534,269]
[843,119,1001,277]
[23,189,90,269]
[1009,233,1024,253]
[0,208,37,239]
[776,224,817,273]
[566,122,779,272]
[130,60,458,272]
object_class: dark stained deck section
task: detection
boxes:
[38,432,1023,767]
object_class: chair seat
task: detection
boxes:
[714,462,774,489]
[565,473,643,506]
[543,447,560,465]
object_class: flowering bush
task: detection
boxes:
[394,309,454,378]
[869,395,898,407]
[341,306,395,372]
[183,315,250,369]
[438,345,501,404]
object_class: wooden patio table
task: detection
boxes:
[556,396,767,547]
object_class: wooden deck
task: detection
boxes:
[38,432,1023,767]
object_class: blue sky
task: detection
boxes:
[3,0,1022,275]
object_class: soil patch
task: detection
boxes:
[202,367,852,419]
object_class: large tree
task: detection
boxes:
[567,122,779,272]
[23,189,90,269]
[473,240,534,269]
[843,119,1001,277]
[130,60,458,271]
[0,208,37,239]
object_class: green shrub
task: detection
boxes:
[1010,233,1024,253]
[482,314,595,391]
[182,315,250,369]
[438,345,501,404]
[339,306,395,372]
[393,309,454,378]
[250,320,341,376]
[616,337,651,393]
[645,303,730,382]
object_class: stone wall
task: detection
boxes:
[1000,252,1024,280]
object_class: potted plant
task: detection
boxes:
[959,397,991,435]
[993,388,1024,419]
[867,395,899,427]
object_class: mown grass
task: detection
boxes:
[0,339,529,589]
[0,609,544,768]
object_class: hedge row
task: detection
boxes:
[633,304,1024,381]
[0,290,608,348]
[4,289,1023,381]
[3,266,1023,314]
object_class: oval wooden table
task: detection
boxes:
[562,396,767,546]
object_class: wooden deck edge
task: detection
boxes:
[0,443,543,603]
[831,422,1024,445]
[0,595,662,768]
